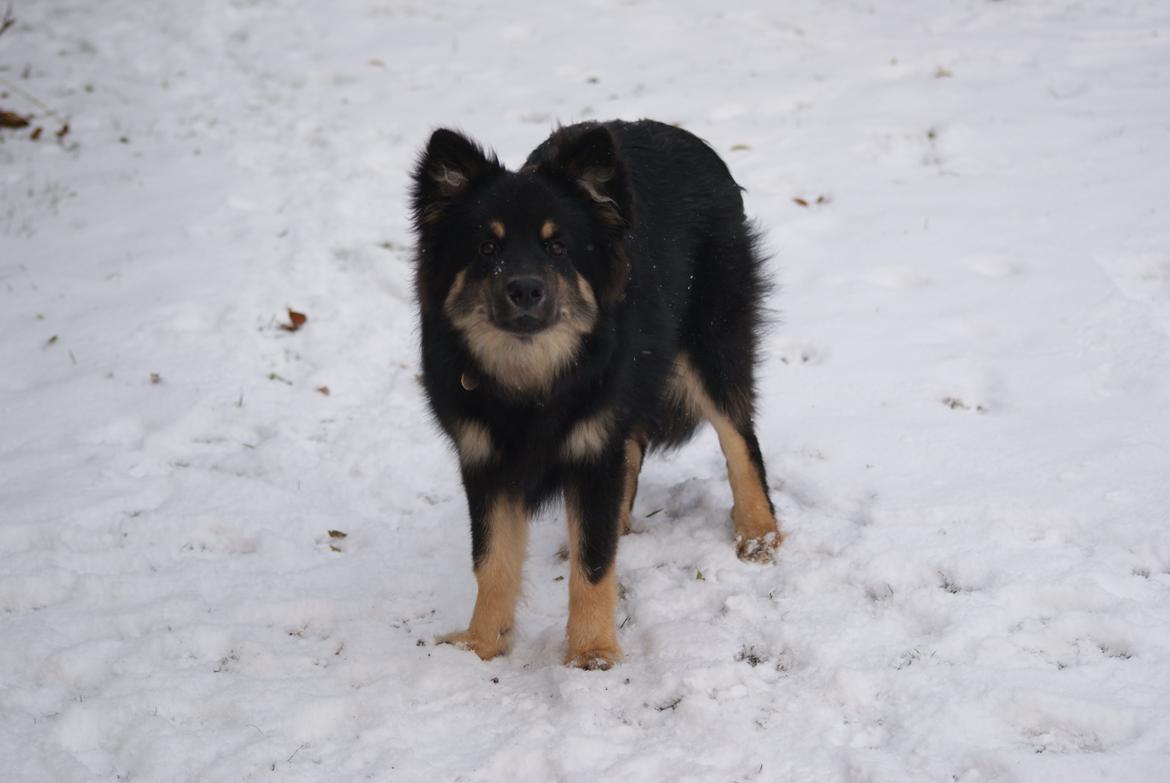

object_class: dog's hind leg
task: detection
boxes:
[437,487,530,659]
[674,354,782,563]
[618,431,647,535]
[564,449,626,669]
[711,408,781,562]
[677,224,781,562]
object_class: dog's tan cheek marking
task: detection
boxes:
[556,272,598,334]
[454,420,495,465]
[438,495,529,660]
[444,269,469,313]
[561,409,614,462]
[540,219,557,240]
[575,273,598,313]
[675,356,779,547]
[564,495,622,669]
[445,273,493,330]
[489,219,506,239]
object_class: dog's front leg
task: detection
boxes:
[563,448,625,670]
[437,482,530,660]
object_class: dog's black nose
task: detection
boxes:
[506,276,545,311]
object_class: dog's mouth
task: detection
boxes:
[497,312,555,335]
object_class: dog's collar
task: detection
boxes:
[460,371,479,391]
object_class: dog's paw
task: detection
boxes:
[735,530,782,564]
[566,645,623,671]
[435,629,509,661]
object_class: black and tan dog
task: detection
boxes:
[411,120,781,669]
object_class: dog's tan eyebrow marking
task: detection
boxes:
[444,269,468,313]
[540,219,557,240]
[488,220,506,239]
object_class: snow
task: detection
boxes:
[2,0,1170,780]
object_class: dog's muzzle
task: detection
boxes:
[493,274,557,333]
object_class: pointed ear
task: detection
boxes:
[411,129,501,227]
[541,125,632,229]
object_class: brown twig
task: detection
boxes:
[0,78,63,121]
[0,4,15,38]
[0,6,69,131]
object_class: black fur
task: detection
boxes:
[411,120,773,585]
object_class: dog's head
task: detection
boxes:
[411,125,632,396]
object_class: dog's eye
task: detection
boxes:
[479,241,497,256]
[547,240,566,257]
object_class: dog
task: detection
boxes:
[410,120,781,669]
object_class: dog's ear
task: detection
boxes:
[538,125,633,302]
[542,125,632,230]
[412,129,501,227]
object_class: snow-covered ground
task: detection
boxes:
[3,0,1170,780]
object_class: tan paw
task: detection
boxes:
[565,644,623,670]
[735,530,782,564]
[435,628,509,661]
